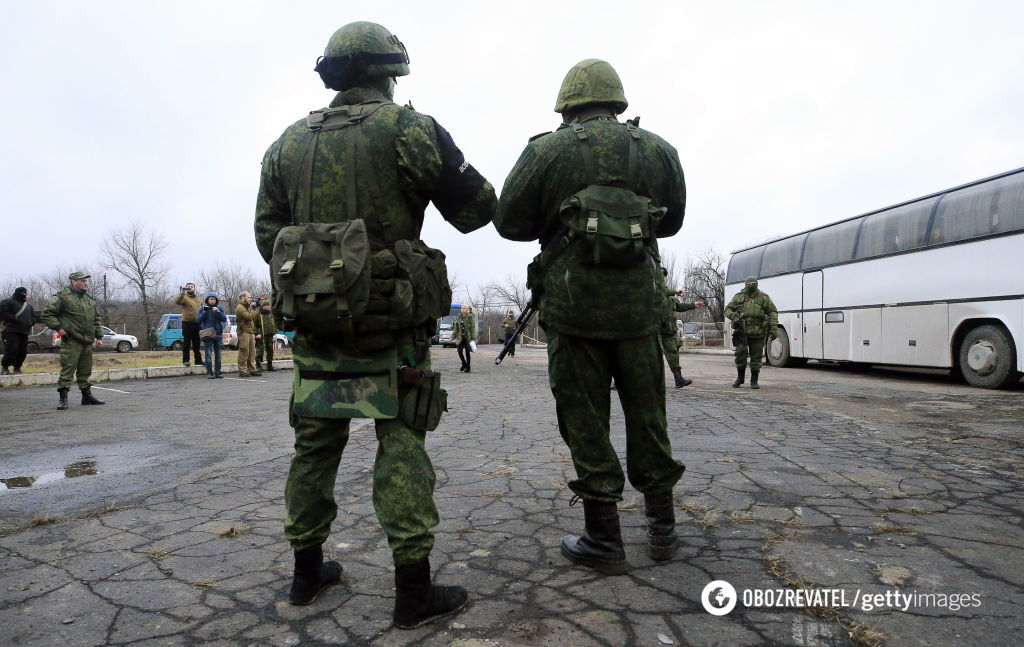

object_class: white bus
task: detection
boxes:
[724,167,1024,389]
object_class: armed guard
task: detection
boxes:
[40,272,105,410]
[659,274,702,388]
[494,59,687,574]
[255,22,495,627]
[724,276,778,389]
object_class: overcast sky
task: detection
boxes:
[2,1,1022,299]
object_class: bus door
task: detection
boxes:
[801,271,823,358]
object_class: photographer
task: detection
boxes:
[235,291,259,377]
[196,292,227,378]
[174,282,203,367]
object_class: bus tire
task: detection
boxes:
[171,340,183,351]
[959,324,1018,389]
[767,327,806,368]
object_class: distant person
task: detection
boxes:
[724,276,778,389]
[254,299,277,372]
[174,282,203,367]
[196,292,227,378]
[1,287,39,375]
[40,272,106,410]
[500,312,518,358]
[660,279,704,388]
[452,305,476,372]
[235,291,258,377]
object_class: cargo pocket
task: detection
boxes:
[399,369,448,431]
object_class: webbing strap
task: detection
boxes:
[572,124,597,185]
[625,120,640,190]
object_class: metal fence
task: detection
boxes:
[677,321,726,350]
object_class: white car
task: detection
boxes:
[50,326,138,353]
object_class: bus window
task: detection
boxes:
[760,234,806,277]
[802,218,861,269]
[726,247,765,283]
[930,173,1024,244]
[855,198,936,258]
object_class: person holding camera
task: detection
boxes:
[235,291,259,377]
[196,292,227,378]
[174,282,203,367]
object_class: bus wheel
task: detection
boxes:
[767,327,806,368]
[171,341,183,351]
[959,324,1018,389]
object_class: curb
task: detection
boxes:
[0,359,295,389]
[681,348,733,356]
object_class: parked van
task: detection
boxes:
[156,313,236,350]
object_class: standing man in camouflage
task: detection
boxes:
[174,282,203,367]
[494,60,686,574]
[254,299,277,372]
[500,311,518,358]
[452,304,476,372]
[724,276,778,389]
[660,279,703,388]
[40,272,105,410]
[255,22,495,627]
[235,292,259,377]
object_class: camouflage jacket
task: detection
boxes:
[255,310,276,337]
[494,115,686,340]
[452,312,476,344]
[40,287,102,344]
[724,289,778,337]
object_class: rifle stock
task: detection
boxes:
[495,302,537,365]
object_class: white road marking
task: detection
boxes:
[91,386,131,394]
[222,377,269,383]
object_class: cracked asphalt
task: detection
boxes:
[0,348,1021,646]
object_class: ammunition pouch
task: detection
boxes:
[398,368,447,431]
[559,185,664,268]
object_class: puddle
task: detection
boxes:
[1,459,98,491]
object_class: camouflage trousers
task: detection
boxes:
[58,338,94,390]
[660,333,681,372]
[734,335,766,371]
[547,330,685,502]
[284,356,439,565]
[254,335,274,365]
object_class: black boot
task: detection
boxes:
[266,361,276,372]
[560,499,627,575]
[644,492,678,561]
[750,370,760,389]
[81,387,105,405]
[393,558,468,629]
[671,368,692,388]
[1,368,10,376]
[289,545,343,606]
[57,388,69,411]
[731,367,745,388]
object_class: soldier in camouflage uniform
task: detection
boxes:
[255,22,495,627]
[494,59,687,574]
[724,276,778,389]
[500,312,518,357]
[254,299,277,371]
[659,278,704,388]
[40,272,106,410]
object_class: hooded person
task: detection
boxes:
[1,287,39,375]
[196,292,228,378]
[723,276,778,388]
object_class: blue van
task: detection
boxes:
[156,313,236,350]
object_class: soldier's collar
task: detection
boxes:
[330,86,391,108]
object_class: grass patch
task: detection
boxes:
[192,580,213,589]
[18,350,293,375]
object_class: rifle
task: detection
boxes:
[731,317,747,348]
[495,300,538,364]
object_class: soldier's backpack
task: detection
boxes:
[270,101,451,349]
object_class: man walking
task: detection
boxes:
[494,59,687,573]
[40,272,106,410]
[255,22,495,627]
[174,282,203,367]
[1,287,38,375]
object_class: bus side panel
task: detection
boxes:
[881,304,950,367]
[850,308,881,362]
[823,309,852,360]
[949,299,1024,370]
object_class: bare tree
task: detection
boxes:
[660,251,685,293]
[482,274,531,313]
[198,263,272,313]
[683,248,727,329]
[101,222,170,349]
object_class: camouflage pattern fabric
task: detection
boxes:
[494,117,685,340]
[451,312,476,344]
[547,330,684,501]
[735,335,767,371]
[40,287,102,344]
[291,337,398,419]
[724,288,778,338]
[57,337,94,390]
[660,333,681,372]
[254,334,274,365]
[285,352,439,565]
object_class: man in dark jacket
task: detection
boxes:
[494,59,687,574]
[1,287,39,375]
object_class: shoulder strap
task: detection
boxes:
[571,124,596,185]
[624,119,640,190]
[14,301,28,318]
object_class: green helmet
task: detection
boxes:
[315,22,409,90]
[554,59,628,115]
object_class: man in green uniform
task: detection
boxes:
[494,59,687,574]
[254,299,277,371]
[255,22,495,627]
[40,272,105,410]
[660,281,704,388]
[500,311,518,357]
[724,276,778,389]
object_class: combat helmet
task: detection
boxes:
[554,59,628,115]
[314,22,410,91]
